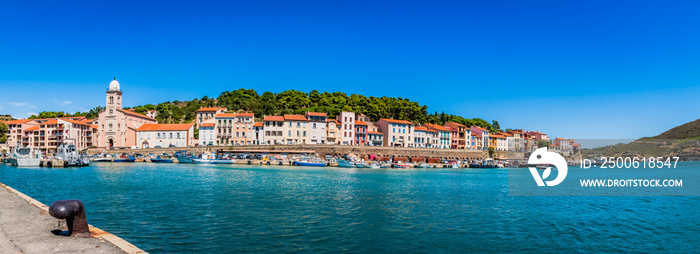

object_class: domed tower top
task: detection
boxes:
[108,77,120,91]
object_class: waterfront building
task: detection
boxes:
[502,132,515,151]
[213,113,236,146]
[445,122,469,149]
[553,138,573,156]
[283,114,309,145]
[326,119,340,144]
[305,112,327,144]
[338,111,355,145]
[489,133,507,151]
[232,113,254,146]
[357,114,379,132]
[445,126,459,149]
[507,129,525,151]
[136,124,194,148]
[527,131,550,143]
[252,122,264,145]
[470,126,490,150]
[355,121,368,146]
[263,115,285,145]
[4,119,39,151]
[199,119,216,146]
[367,131,384,146]
[471,132,482,150]
[424,123,451,149]
[98,78,157,149]
[376,118,414,147]
[414,126,431,148]
[196,107,227,128]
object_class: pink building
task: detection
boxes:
[98,78,157,148]
[337,111,355,145]
[355,121,368,146]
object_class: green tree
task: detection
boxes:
[488,146,495,157]
[0,122,8,143]
[537,139,550,148]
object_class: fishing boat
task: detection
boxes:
[56,143,89,167]
[113,154,135,162]
[354,162,367,168]
[151,156,173,163]
[293,161,326,167]
[174,151,195,163]
[9,146,41,167]
[393,163,411,168]
[193,153,217,164]
[368,163,380,169]
[414,163,431,168]
[336,158,356,168]
[469,159,497,168]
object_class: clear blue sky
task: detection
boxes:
[1,0,699,141]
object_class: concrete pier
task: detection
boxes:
[0,183,146,254]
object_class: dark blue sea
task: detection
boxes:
[1,162,698,253]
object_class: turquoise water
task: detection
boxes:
[0,162,698,253]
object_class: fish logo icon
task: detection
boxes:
[528,147,568,186]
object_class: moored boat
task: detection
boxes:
[293,161,326,167]
[336,159,356,168]
[9,146,41,167]
[393,163,411,168]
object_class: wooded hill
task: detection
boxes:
[27,88,503,133]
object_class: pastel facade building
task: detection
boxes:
[326,119,340,144]
[414,126,430,148]
[445,126,459,149]
[553,138,573,156]
[445,122,469,149]
[367,131,384,146]
[232,113,254,145]
[199,119,216,146]
[213,113,237,146]
[252,122,265,145]
[355,121,368,146]
[263,116,285,145]
[4,119,39,150]
[424,123,451,149]
[136,124,194,148]
[338,111,355,145]
[470,126,490,150]
[196,107,227,128]
[306,112,327,144]
[376,118,414,147]
[98,78,157,149]
[283,114,309,145]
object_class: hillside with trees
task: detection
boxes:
[30,88,504,132]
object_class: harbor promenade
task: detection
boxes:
[0,183,145,254]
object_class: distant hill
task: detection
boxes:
[647,118,700,140]
[583,117,700,160]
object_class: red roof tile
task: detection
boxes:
[264,116,284,121]
[196,107,227,112]
[284,114,307,121]
[237,112,254,117]
[379,118,414,125]
[24,126,39,131]
[253,122,263,127]
[367,131,383,135]
[215,113,237,118]
[307,112,327,117]
[354,120,368,125]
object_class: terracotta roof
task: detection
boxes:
[573,143,580,146]
[550,144,559,147]
[555,138,567,140]
[61,118,90,126]
[327,119,340,124]
[379,118,414,125]
[501,132,513,137]
[307,112,327,117]
[200,123,216,127]
[424,123,450,132]
[264,116,284,122]
[117,109,156,121]
[444,126,458,132]
[136,123,193,131]
[237,112,254,117]
[91,124,98,129]
[24,126,39,131]
[368,131,383,135]
[355,120,368,125]
[215,113,237,118]
[284,114,307,121]
[472,133,482,137]
[253,122,263,127]
[4,119,32,125]
[196,107,226,112]
[40,119,58,125]
[471,126,488,131]
[415,126,428,131]
[490,134,506,139]
[445,122,466,127]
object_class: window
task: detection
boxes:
[288,130,292,137]
[313,123,316,128]
[296,122,300,127]
[296,131,300,137]
[303,131,306,137]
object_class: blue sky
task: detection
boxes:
[1,0,699,141]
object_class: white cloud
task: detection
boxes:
[9,102,37,109]
[27,112,38,116]
[54,99,72,106]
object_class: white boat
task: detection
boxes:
[368,163,380,169]
[56,143,89,167]
[9,146,41,167]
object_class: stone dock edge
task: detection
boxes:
[0,182,147,254]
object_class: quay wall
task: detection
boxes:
[86,145,530,160]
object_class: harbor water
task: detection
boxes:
[0,162,698,253]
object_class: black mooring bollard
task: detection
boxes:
[49,200,92,238]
